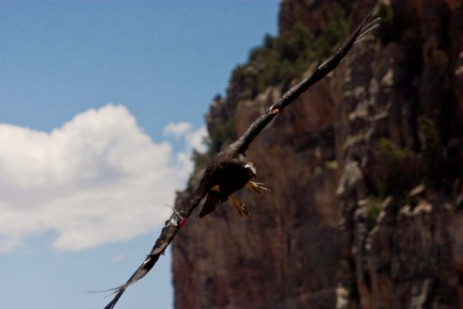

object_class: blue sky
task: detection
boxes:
[0,1,278,309]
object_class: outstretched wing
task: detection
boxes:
[228,9,380,156]
[99,185,209,309]
[97,8,379,309]
[101,221,179,309]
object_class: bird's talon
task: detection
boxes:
[231,195,251,217]
[237,204,250,217]
[246,181,270,193]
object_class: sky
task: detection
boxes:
[0,1,279,309]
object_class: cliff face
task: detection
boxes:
[172,1,463,308]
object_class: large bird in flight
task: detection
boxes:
[97,8,379,309]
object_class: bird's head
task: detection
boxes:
[243,162,257,178]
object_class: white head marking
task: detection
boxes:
[244,162,257,176]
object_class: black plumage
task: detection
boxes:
[198,155,257,217]
[97,9,380,309]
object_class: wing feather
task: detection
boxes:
[230,7,380,155]
[98,7,380,308]
[99,185,208,309]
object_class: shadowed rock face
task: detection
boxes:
[172,1,463,308]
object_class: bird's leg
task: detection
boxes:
[230,195,250,217]
[245,181,270,193]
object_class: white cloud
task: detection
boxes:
[164,121,208,153]
[0,104,206,253]
[163,122,192,137]
[188,126,208,153]
[163,121,209,183]
[168,125,209,183]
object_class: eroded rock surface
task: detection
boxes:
[173,1,463,308]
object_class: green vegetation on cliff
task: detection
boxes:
[192,3,352,173]
[229,5,350,101]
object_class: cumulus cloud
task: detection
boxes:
[0,104,207,253]
[163,122,192,138]
[163,121,208,153]
[164,121,208,182]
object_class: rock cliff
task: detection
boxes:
[172,0,463,308]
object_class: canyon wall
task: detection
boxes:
[172,1,463,307]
